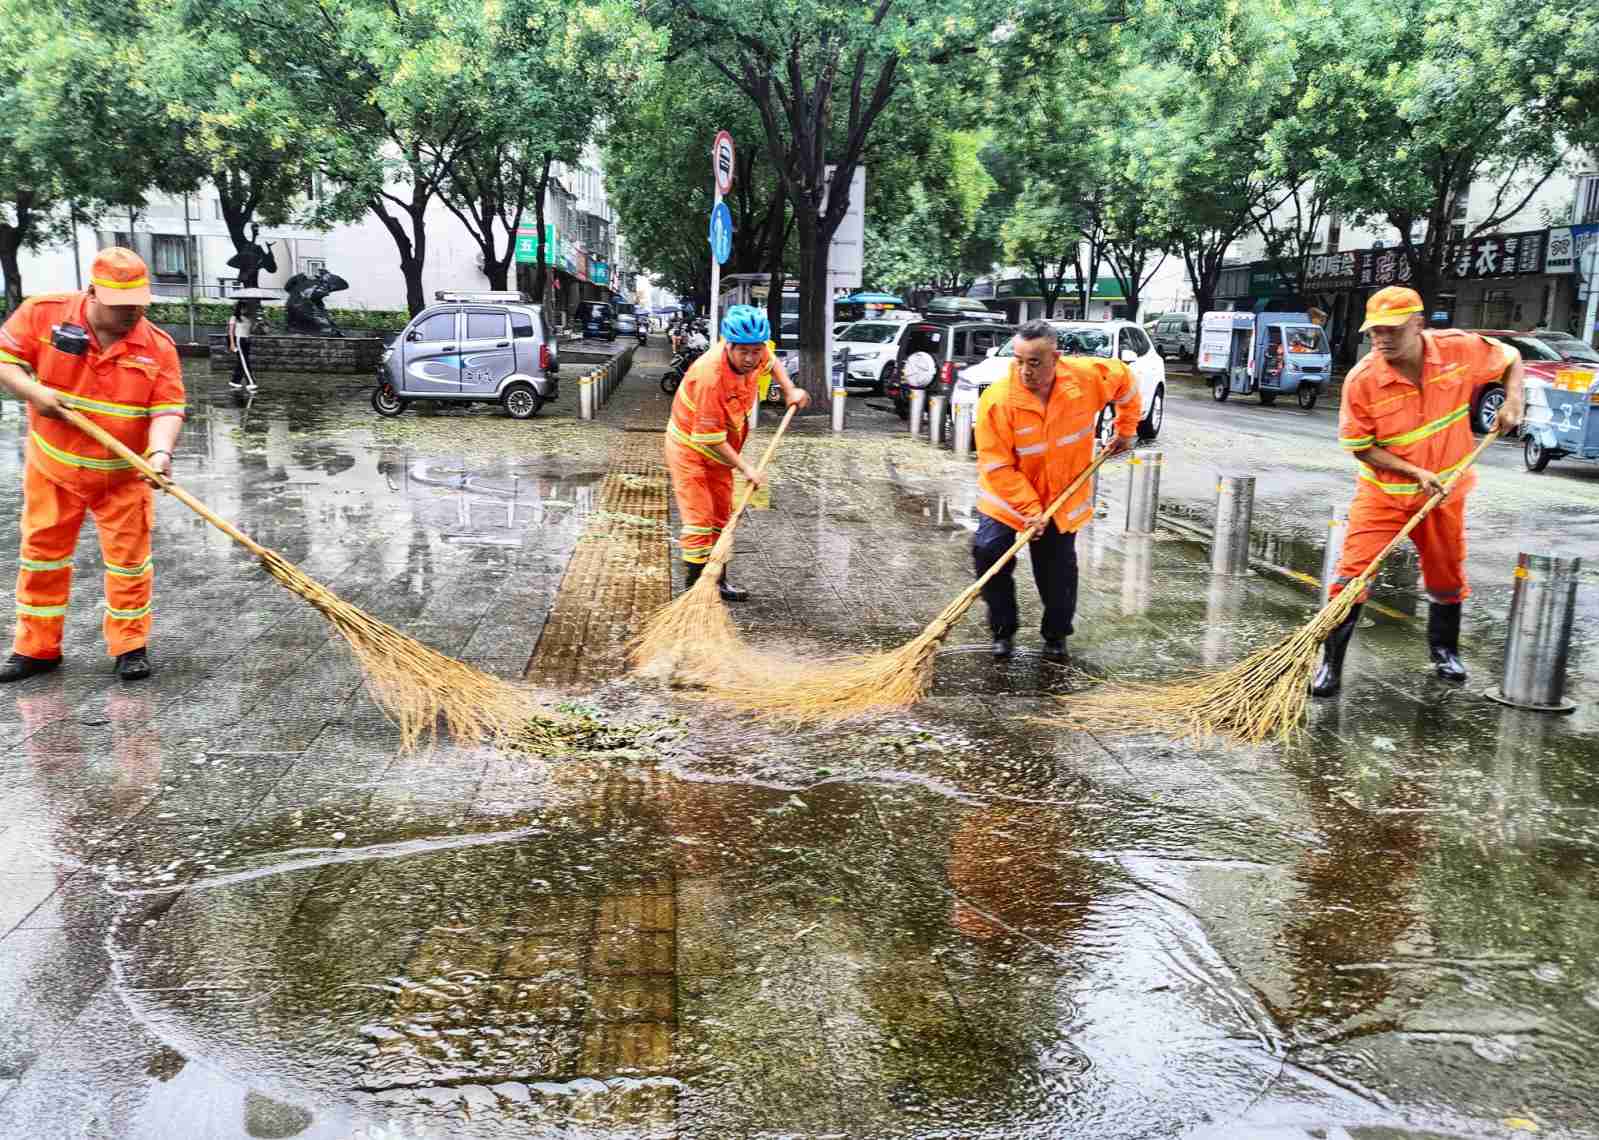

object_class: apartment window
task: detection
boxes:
[1326,210,1342,251]
[152,235,195,278]
[1450,223,1466,242]
[302,258,327,276]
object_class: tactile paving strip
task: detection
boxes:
[524,433,671,687]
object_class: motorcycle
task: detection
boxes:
[660,332,709,394]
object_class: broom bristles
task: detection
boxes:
[260,552,576,753]
[1041,582,1364,744]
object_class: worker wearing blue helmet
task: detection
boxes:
[664,305,809,599]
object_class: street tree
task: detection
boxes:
[1270,0,1599,311]
[864,127,996,298]
[1001,179,1081,317]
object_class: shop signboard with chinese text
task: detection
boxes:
[1442,230,1544,280]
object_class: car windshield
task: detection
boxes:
[902,327,947,358]
[1500,335,1563,362]
[612,302,635,315]
[1285,326,1328,353]
[1058,326,1113,358]
[841,323,899,344]
[1535,331,1599,363]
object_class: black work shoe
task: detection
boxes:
[1310,603,1363,698]
[1041,638,1068,663]
[718,579,749,603]
[115,648,152,682]
[0,653,62,683]
[682,561,704,592]
[1427,602,1467,683]
[992,637,1014,660]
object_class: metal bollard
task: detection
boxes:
[1120,535,1155,616]
[831,388,847,432]
[909,389,927,438]
[1321,503,1349,604]
[953,404,973,457]
[579,372,594,420]
[1124,451,1162,534]
[1488,553,1581,713]
[749,399,760,431]
[1210,473,1255,576]
[929,394,948,447]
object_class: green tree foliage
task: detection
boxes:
[1269,0,1599,308]
[864,128,997,297]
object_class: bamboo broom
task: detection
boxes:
[672,447,1126,722]
[628,403,799,674]
[59,407,573,752]
[1046,431,1503,745]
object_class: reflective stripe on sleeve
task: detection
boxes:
[105,602,151,621]
[1015,443,1046,456]
[1112,387,1137,405]
[1054,426,1091,447]
[17,601,69,618]
[1339,434,1376,450]
[977,490,1030,526]
[104,557,154,578]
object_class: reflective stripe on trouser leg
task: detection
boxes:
[15,462,87,659]
[665,439,736,566]
[93,477,155,656]
[1331,489,1469,606]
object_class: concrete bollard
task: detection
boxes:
[831,388,847,432]
[1488,552,1581,713]
[929,395,948,447]
[1321,503,1349,604]
[1210,473,1255,576]
[909,389,927,438]
[953,404,974,457]
[1124,451,1162,534]
[579,372,594,420]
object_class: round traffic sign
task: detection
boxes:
[709,202,733,265]
[712,130,736,196]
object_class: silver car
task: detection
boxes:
[1151,313,1196,360]
[373,291,559,420]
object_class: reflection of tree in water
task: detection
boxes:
[289,442,356,478]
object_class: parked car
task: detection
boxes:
[1464,328,1599,433]
[835,320,915,394]
[921,296,1008,324]
[953,319,1167,443]
[612,301,639,338]
[373,294,558,420]
[886,321,1016,436]
[778,317,800,351]
[1151,313,1197,361]
[575,301,615,341]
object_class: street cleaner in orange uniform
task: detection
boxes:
[0,248,186,683]
[1312,286,1524,696]
[974,319,1139,662]
[664,305,808,599]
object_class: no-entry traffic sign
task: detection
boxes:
[713,130,736,197]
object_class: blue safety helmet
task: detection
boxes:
[721,304,771,345]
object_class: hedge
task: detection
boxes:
[0,298,408,332]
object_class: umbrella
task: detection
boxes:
[841,291,905,304]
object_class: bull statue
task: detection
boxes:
[284,268,350,337]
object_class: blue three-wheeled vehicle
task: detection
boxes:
[1197,310,1332,410]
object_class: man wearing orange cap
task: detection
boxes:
[1312,285,1523,696]
[0,247,186,683]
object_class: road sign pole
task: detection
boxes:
[708,130,736,342]
[709,187,722,339]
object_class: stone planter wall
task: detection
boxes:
[208,334,384,375]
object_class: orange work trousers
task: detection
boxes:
[664,438,735,565]
[1330,487,1469,606]
[14,462,155,659]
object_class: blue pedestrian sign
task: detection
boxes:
[709,202,733,265]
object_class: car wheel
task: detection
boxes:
[1259,390,1278,406]
[1473,383,1505,434]
[878,362,895,397]
[501,382,544,420]
[1524,434,1553,472]
[1296,384,1319,411]
[1096,404,1116,449]
[371,384,407,418]
[1212,377,1229,402]
[1137,384,1164,441]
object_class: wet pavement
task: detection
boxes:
[1,350,1597,1139]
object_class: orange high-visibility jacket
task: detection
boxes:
[975,356,1140,533]
[0,292,186,489]
[1337,329,1515,504]
[665,342,762,465]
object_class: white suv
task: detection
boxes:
[954,319,1167,442]
[836,320,913,393]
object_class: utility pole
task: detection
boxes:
[183,192,197,345]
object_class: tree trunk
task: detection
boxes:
[532,154,552,306]
[369,195,428,316]
[795,213,831,408]
[0,219,26,312]
[763,185,787,338]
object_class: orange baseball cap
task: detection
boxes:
[89,247,153,306]
[1359,285,1424,332]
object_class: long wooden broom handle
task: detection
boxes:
[703,403,798,570]
[1345,429,1500,590]
[58,407,274,561]
[968,446,1123,596]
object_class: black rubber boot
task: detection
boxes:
[0,653,63,683]
[682,561,704,592]
[717,573,749,603]
[1041,638,1068,663]
[992,637,1014,660]
[115,647,151,682]
[1428,602,1468,683]
[1310,603,1362,698]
